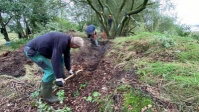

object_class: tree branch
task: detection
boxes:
[104,4,112,15]
[4,16,13,26]
[147,2,156,6]
[97,0,104,12]
[130,0,135,10]
[127,0,149,15]
[87,0,107,32]
[87,0,101,15]
[119,0,127,12]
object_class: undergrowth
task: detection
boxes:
[110,32,199,111]
[0,38,30,55]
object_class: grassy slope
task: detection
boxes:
[109,32,199,111]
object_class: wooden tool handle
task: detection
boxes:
[64,70,83,81]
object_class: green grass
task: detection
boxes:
[0,33,18,45]
[108,32,199,111]
[177,43,199,61]
[136,61,199,85]
[0,32,31,55]
[122,89,152,112]
[99,85,153,112]
[0,38,30,55]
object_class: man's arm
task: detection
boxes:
[64,48,71,71]
[51,48,63,78]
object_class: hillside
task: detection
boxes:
[0,32,199,112]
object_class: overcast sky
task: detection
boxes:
[62,0,199,25]
[173,0,199,25]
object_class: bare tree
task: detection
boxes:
[71,0,149,38]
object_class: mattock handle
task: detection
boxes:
[64,70,83,81]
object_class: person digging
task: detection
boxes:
[24,32,84,103]
[85,24,99,47]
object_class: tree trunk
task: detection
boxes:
[0,13,10,42]
[84,0,149,38]
[1,27,10,41]
[23,17,29,38]
[16,19,25,38]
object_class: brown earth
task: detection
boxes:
[0,37,177,111]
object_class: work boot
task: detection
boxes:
[41,81,59,103]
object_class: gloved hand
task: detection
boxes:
[55,78,65,87]
[69,70,75,75]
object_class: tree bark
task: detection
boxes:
[1,27,10,42]
[23,17,31,38]
[0,13,10,42]
[16,19,25,39]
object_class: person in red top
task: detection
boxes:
[24,32,84,103]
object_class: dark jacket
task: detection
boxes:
[86,25,95,34]
[26,32,71,78]
[108,18,113,26]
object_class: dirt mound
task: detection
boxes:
[0,46,33,77]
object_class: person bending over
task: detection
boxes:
[24,32,84,103]
[86,24,99,47]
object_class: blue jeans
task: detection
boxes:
[24,46,64,82]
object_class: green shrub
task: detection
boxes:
[191,34,199,40]
[153,35,176,48]
[33,19,78,38]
